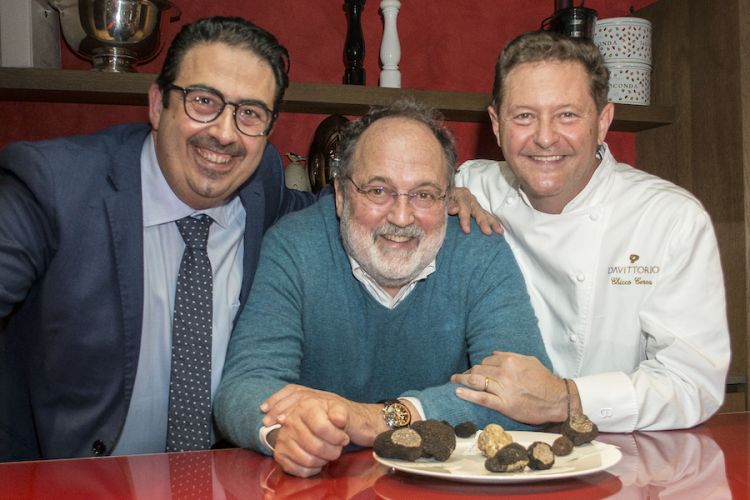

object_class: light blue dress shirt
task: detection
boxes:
[112,135,245,455]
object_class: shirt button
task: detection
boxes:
[576,273,586,282]
[600,408,613,418]
[569,334,578,343]
[589,211,600,221]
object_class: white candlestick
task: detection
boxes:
[379,0,401,88]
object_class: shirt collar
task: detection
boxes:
[347,254,436,309]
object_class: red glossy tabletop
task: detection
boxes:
[1,412,748,499]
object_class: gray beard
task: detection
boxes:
[339,197,446,289]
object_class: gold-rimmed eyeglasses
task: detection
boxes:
[344,176,448,210]
[168,84,274,137]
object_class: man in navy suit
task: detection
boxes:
[0,16,317,461]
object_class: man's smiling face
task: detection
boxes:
[335,116,449,296]
[148,42,276,209]
[490,60,613,214]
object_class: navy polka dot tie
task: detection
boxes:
[167,215,213,452]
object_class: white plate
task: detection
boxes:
[373,430,622,484]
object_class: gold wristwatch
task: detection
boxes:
[381,399,411,429]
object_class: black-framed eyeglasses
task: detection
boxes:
[167,84,275,137]
[344,176,448,210]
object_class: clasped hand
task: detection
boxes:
[450,351,570,424]
[261,385,382,478]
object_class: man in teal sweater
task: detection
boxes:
[214,99,550,477]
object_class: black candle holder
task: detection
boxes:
[343,0,366,85]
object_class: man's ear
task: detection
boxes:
[148,83,164,131]
[488,105,502,147]
[264,118,277,138]
[597,102,615,144]
[334,178,344,217]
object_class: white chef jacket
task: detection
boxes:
[456,145,730,432]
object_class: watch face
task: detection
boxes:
[384,401,411,428]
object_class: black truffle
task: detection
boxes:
[551,435,574,456]
[485,442,529,472]
[410,419,456,462]
[373,428,423,461]
[527,441,555,470]
[561,414,599,446]
[453,421,478,438]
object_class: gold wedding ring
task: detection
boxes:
[484,377,490,392]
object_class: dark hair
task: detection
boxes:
[491,30,610,113]
[155,16,290,128]
[332,98,457,190]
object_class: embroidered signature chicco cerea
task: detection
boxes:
[608,254,660,286]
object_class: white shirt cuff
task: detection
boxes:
[259,423,281,452]
[401,396,426,421]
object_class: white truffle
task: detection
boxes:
[477,423,513,458]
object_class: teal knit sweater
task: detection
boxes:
[215,195,550,453]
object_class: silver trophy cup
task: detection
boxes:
[49,0,180,72]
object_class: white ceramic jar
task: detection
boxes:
[594,17,652,65]
[606,62,651,105]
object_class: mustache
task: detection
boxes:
[372,222,424,241]
[189,134,245,157]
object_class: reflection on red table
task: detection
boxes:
[1,412,747,499]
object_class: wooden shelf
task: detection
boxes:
[0,67,674,131]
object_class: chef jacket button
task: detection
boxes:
[589,211,600,221]
[92,440,107,456]
[576,273,586,282]
[569,334,578,343]
[600,408,613,418]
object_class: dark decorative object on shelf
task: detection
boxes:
[343,0,366,85]
[307,114,349,192]
[541,2,597,41]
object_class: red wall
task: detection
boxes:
[0,0,655,166]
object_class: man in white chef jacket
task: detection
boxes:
[450,30,730,432]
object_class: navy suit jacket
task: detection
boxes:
[0,123,314,460]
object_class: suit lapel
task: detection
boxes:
[237,183,265,318]
[103,126,149,395]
